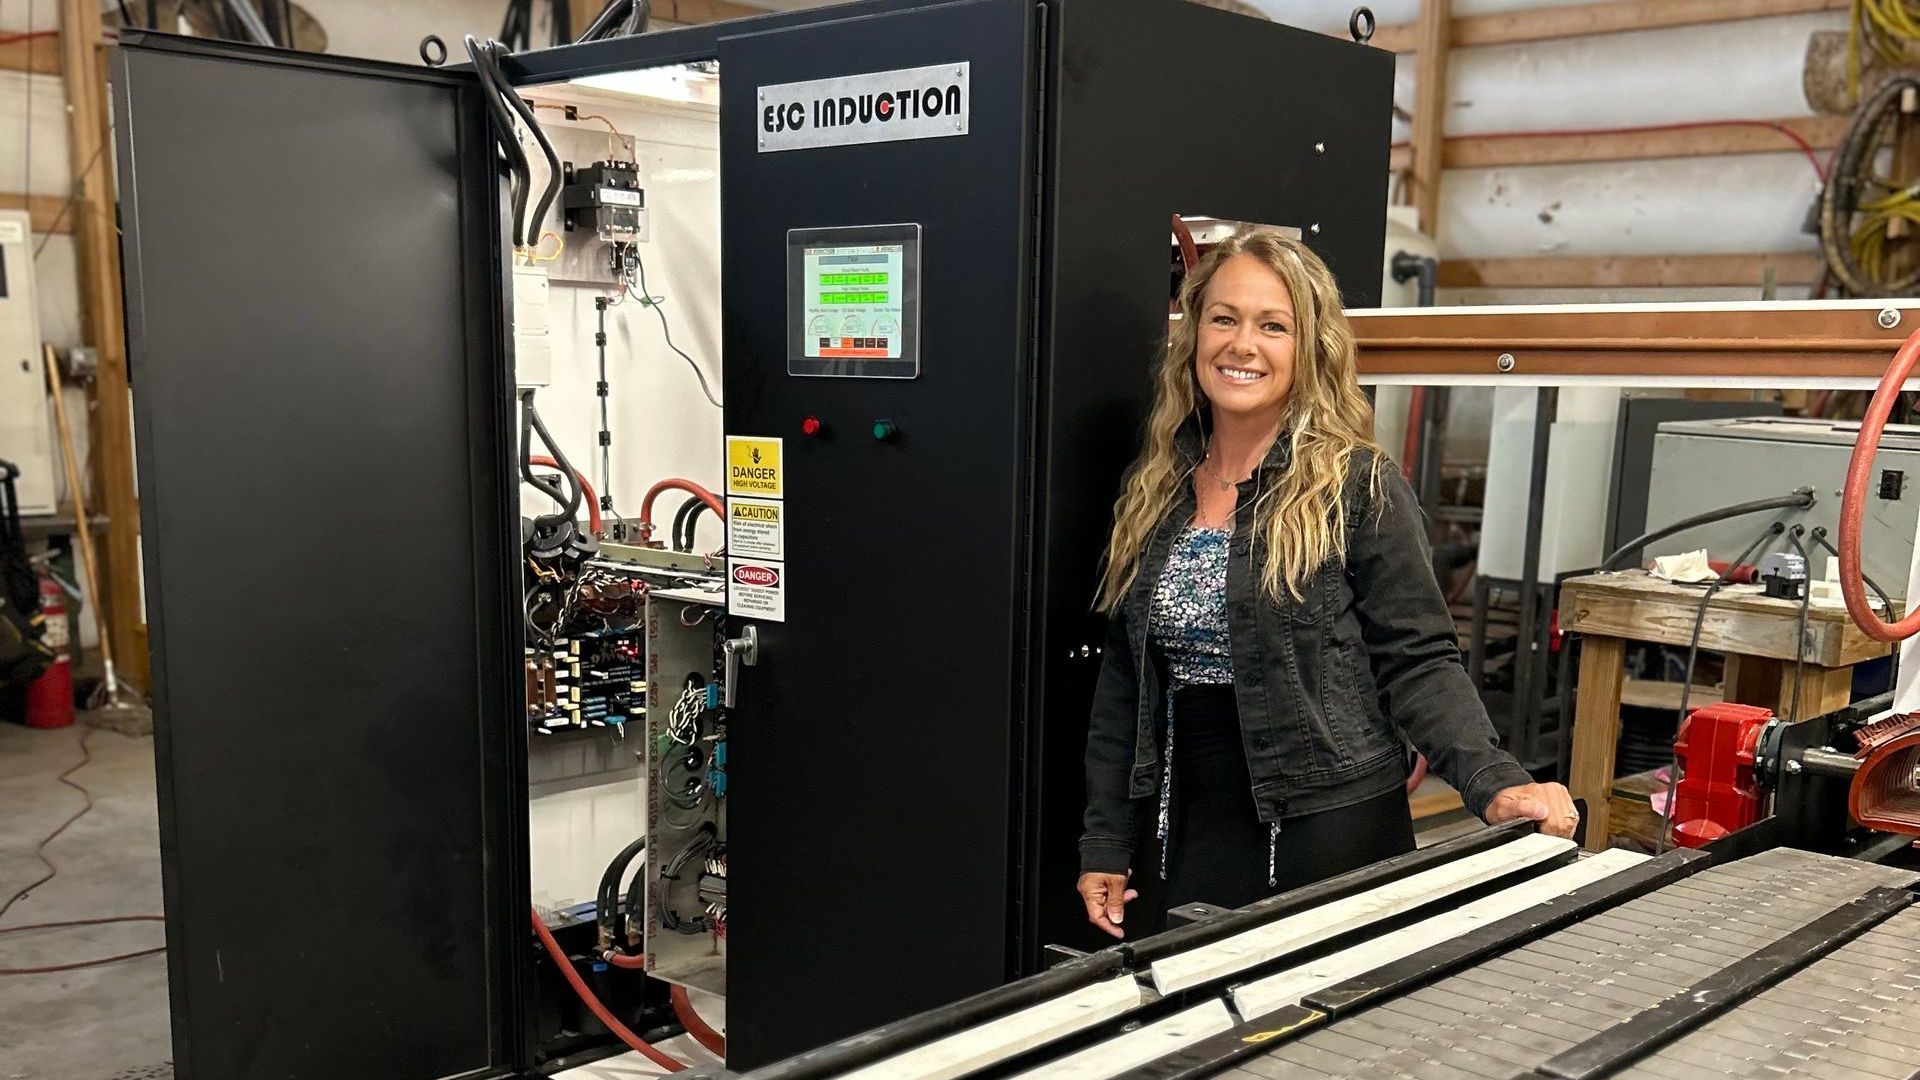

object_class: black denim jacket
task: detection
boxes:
[1078,434,1532,876]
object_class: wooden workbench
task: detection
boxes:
[1559,570,1892,852]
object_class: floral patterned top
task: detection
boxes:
[1148,526,1233,686]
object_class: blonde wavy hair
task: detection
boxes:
[1096,229,1385,611]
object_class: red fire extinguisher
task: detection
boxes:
[23,567,73,730]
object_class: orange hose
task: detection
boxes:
[603,949,648,969]
[671,984,727,1058]
[529,909,685,1072]
[527,455,604,536]
[639,479,724,544]
[1840,327,1920,642]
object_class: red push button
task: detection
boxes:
[801,415,824,437]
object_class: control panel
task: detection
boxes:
[0,211,54,515]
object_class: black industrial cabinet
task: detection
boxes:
[112,2,1390,1076]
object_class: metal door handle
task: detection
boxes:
[722,625,759,708]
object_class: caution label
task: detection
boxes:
[727,497,785,561]
[726,436,783,498]
[728,560,786,621]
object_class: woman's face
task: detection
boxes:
[1193,253,1298,423]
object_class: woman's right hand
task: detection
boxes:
[1077,872,1138,939]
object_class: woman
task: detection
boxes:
[1077,230,1577,939]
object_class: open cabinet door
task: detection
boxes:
[113,35,525,1080]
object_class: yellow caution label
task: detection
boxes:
[726,436,783,498]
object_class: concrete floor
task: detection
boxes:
[0,721,172,1080]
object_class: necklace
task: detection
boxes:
[1199,453,1242,492]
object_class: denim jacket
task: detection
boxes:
[1078,433,1532,876]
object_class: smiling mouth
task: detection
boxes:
[1216,364,1267,384]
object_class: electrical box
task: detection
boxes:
[563,160,647,244]
[512,263,552,388]
[0,211,54,516]
[644,585,726,995]
[1646,416,1920,600]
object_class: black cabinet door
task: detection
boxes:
[113,35,523,1080]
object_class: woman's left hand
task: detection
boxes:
[1485,782,1580,839]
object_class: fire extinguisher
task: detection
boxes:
[23,565,73,730]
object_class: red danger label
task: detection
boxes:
[733,565,780,588]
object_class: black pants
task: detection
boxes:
[1133,684,1416,933]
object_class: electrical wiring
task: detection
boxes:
[1820,75,1920,296]
[0,917,165,976]
[639,479,724,546]
[523,231,565,264]
[1655,521,1787,855]
[595,835,647,946]
[658,826,716,934]
[1598,489,1815,573]
[532,102,627,160]
[1810,526,1900,692]
[527,455,602,536]
[672,985,726,1057]
[1,729,107,922]
[466,36,532,248]
[1851,0,1920,103]
[528,908,686,1072]
[594,296,616,517]
[667,681,706,745]
[1786,529,1814,725]
[628,248,722,408]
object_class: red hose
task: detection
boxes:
[639,479,724,544]
[529,909,685,1072]
[1841,327,1920,642]
[527,455,604,536]
[671,984,727,1058]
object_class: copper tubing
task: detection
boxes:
[1839,326,1920,641]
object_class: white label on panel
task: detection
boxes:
[757,63,970,153]
[728,560,786,622]
[727,498,785,561]
[0,220,23,243]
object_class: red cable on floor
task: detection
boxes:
[529,908,686,1072]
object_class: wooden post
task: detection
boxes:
[568,0,601,40]
[1887,86,1920,282]
[1411,0,1452,236]
[1569,634,1626,852]
[60,0,145,690]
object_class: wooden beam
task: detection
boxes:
[0,192,76,234]
[1352,300,1920,381]
[1434,252,1824,289]
[60,1,145,690]
[0,32,61,75]
[567,0,600,41]
[1411,0,1452,236]
[1370,0,1846,53]
[654,0,771,23]
[1386,114,1847,171]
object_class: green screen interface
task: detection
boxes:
[802,243,906,360]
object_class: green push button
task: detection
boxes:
[872,419,899,442]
